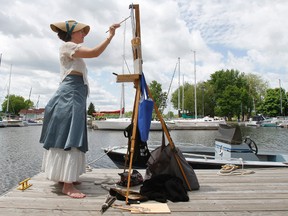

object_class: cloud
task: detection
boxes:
[1,0,288,112]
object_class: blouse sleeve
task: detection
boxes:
[61,42,81,59]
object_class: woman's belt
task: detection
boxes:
[69,71,83,76]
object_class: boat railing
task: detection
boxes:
[182,152,215,160]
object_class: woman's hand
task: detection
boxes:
[108,23,120,38]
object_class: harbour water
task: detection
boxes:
[1,125,288,195]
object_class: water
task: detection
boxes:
[1,125,288,195]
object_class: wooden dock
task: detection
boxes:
[1,168,288,215]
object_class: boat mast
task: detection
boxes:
[178,57,180,116]
[6,64,12,114]
[182,74,184,114]
[193,51,197,119]
[279,79,283,116]
[164,62,178,114]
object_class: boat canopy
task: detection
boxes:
[215,124,242,145]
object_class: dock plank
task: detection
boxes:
[1,168,288,215]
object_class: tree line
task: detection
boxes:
[170,69,287,121]
[2,69,287,121]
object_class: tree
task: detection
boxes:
[244,73,269,118]
[170,69,268,120]
[171,81,215,118]
[164,111,175,119]
[149,80,167,114]
[208,69,247,120]
[1,94,32,115]
[87,102,96,116]
[258,88,288,117]
[214,85,242,119]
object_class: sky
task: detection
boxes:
[1,0,288,114]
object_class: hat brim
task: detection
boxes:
[50,21,90,35]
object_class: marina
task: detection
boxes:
[0,168,288,215]
[1,1,288,214]
[1,126,288,215]
[1,125,288,195]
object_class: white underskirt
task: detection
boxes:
[42,148,86,183]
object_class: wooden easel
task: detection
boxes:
[116,4,191,205]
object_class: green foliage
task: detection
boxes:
[170,69,269,120]
[149,80,167,114]
[87,102,96,116]
[258,88,288,117]
[171,81,215,117]
[209,69,247,120]
[1,94,32,115]
[164,111,174,119]
[124,111,133,118]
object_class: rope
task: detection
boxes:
[217,163,255,176]
[86,146,125,166]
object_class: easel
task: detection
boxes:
[116,4,192,205]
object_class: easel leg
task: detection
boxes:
[125,79,141,204]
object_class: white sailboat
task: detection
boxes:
[172,53,226,129]
[3,64,25,127]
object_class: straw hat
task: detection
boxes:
[50,20,90,35]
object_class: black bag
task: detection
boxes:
[117,170,143,187]
[145,132,200,191]
[124,123,151,167]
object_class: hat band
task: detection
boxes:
[66,21,78,35]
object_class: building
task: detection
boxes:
[19,108,45,121]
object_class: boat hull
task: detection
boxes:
[3,120,26,127]
[93,118,167,131]
[103,146,288,169]
[173,118,226,130]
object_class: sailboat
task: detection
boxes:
[172,54,226,130]
[2,64,25,127]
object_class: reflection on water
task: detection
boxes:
[1,125,288,195]
[0,127,43,196]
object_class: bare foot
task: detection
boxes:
[62,183,86,199]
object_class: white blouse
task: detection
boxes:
[59,42,89,90]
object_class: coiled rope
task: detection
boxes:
[217,163,255,176]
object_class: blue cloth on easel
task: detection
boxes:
[138,73,154,142]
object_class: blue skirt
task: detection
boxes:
[40,75,88,153]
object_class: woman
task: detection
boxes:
[40,20,120,198]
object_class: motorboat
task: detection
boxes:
[0,117,7,128]
[260,118,280,127]
[25,119,43,126]
[2,119,26,127]
[245,115,265,127]
[172,116,226,130]
[103,124,288,169]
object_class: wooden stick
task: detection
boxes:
[105,16,131,33]
[125,79,141,204]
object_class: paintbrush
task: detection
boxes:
[105,16,131,33]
